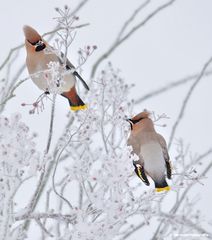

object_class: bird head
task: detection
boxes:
[126,110,151,131]
[23,25,46,52]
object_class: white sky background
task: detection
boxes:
[0,0,212,239]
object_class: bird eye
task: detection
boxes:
[131,118,143,124]
[28,39,42,46]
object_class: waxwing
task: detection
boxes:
[127,111,172,192]
[23,25,89,111]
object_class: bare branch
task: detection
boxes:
[35,219,54,238]
[0,44,23,71]
[135,69,212,104]
[68,0,89,18]
[120,222,146,240]
[43,23,90,38]
[168,56,212,149]
[15,212,77,223]
[46,94,57,153]
[0,78,28,107]
[91,0,177,78]
[160,212,212,238]
[116,0,151,41]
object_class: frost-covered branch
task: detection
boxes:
[1,1,212,239]
[151,145,212,239]
[0,114,40,240]
[22,95,56,231]
[15,212,77,223]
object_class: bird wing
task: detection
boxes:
[133,160,150,186]
[157,133,172,179]
[127,137,141,157]
[127,136,145,165]
[127,137,150,184]
[58,52,89,91]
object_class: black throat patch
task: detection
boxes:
[29,40,46,52]
[35,43,46,52]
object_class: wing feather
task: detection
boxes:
[157,133,172,179]
[58,52,89,91]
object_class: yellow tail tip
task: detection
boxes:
[70,105,87,111]
[156,186,170,192]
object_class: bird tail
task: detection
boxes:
[68,97,87,111]
[155,179,170,192]
[62,87,87,111]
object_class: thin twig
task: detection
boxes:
[51,111,90,209]
[15,212,77,223]
[168,56,212,149]
[151,157,212,239]
[91,0,177,78]
[0,64,26,113]
[116,0,151,41]
[160,212,212,238]
[0,0,89,71]
[35,219,54,238]
[0,78,28,107]
[52,147,73,210]
[43,23,89,38]
[135,69,212,104]
[0,44,23,71]
[23,94,57,231]
[120,222,146,240]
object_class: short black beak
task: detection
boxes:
[126,118,132,123]
[126,118,133,130]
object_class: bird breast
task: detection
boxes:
[140,142,165,179]
[27,54,75,93]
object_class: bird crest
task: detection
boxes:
[23,25,42,44]
[131,110,150,122]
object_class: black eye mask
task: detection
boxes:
[129,118,144,124]
[127,118,144,130]
[131,119,142,124]
[29,40,46,52]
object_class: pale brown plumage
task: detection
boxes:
[23,25,89,111]
[23,25,41,44]
[127,111,172,192]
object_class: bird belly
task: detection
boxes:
[29,65,76,93]
[61,72,75,92]
[31,72,49,91]
[140,142,165,181]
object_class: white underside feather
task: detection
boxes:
[140,142,165,181]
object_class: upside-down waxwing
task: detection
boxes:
[127,111,172,192]
[23,25,89,111]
